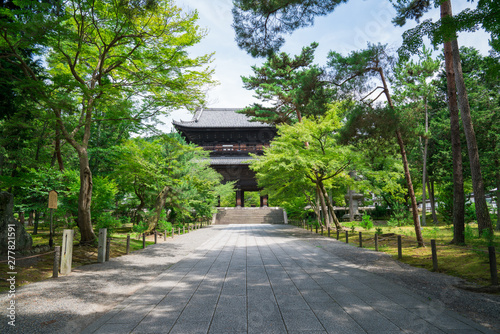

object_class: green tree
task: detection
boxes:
[232,0,347,57]
[392,47,440,226]
[328,43,425,246]
[240,43,334,125]
[116,135,230,232]
[0,0,215,243]
[458,47,500,230]
[251,106,354,229]
[393,0,493,235]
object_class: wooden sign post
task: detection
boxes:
[48,190,58,247]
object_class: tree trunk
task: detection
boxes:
[33,210,39,235]
[440,20,465,243]
[396,130,425,247]
[496,159,500,231]
[77,148,96,244]
[316,183,330,227]
[147,186,170,232]
[320,182,342,230]
[55,122,64,171]
[427,179,438,225]
[315,191,321,225]
[444,1,492,235]
[377,66,424,247]
[422,137,428,226]
[421,98,429,226]
[28,210,34,226]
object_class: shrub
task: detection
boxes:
[387,203,412,227]
[464,202,477,223]
[94,212,122,236]
[132,220,149,235]
[360,213,374,230]
[371,204,389,219]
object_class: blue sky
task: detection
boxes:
[162,0,491,132]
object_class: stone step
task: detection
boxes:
[215,207,285,225]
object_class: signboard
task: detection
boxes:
[48,190,58,209]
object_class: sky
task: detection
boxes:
[161,0,491,132]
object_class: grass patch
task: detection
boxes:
[305,222,499,287]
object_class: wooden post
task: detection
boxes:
[98,228,107,263]
[183,226,185,234]
[375,233,379,251]
[321,225,324,235]
[431,239,438,272]
[164,230,167,241]
[178,227,181,235]
[126,235,130,254]
[105,238,111,261]
[345,231,349,244]
[397,235,402,260]
[359,232,362,248]
[315,225,318,234]
[142,233,146,249]
[171,229,174,238]
[53,246,60,278]
[328,227,331,238]
[49,209,54,247]
[337,230,340,240]
[154,231,157,244]
[60,229,74,275]
[488,246,498,286]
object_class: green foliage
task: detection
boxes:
[393,0,500,55]
[240,43,335,124]
[115,134,229,229]
[91,176,118,222]
[132,220,149,235]
[360,214,374,230]
[0,0,216,242]
[94,212,122,236]
[58,170,118,223]
[250,104,354,224]
[232,0,347,57]
[371,205,389,219]
[465,202,477,224]
[157,210,172,232]
[387,203,412,227]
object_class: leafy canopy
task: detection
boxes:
[240,43,335,125]
[232,0,347,57]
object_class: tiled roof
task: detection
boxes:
[172,108,272,128]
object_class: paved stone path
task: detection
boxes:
[82,225,496,334]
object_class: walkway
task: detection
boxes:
[82,225,496,334]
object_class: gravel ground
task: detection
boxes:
[1,224,499,333]
[0,227,221,334]
[292,227,500,332]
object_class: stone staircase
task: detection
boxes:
[214,207,285,225]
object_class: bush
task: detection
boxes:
[94,212,122,236]
[387,203,412,227]
[132,220,149,235]
[360,213,374,230]
[371,204,389,219]
[464,202,477,223]
[157,219,172,232]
